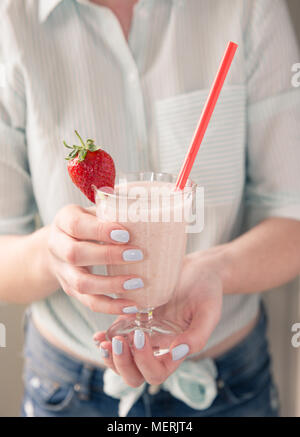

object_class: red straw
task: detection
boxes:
[175,41,238,190]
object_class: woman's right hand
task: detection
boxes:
[46,204,144,314]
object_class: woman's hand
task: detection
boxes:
[94,251,224,387]
[46,204,144,314]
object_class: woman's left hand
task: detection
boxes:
[93,251,224,388]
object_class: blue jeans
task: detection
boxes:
[21,304,280,417]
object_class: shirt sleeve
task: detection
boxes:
[0,15,37,235]
[244,0,300,228]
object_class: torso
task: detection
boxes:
[34,0,258,368]
[25,0,256,363]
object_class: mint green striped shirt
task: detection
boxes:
[0,0,299,362]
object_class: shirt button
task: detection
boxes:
[148,384,161,395]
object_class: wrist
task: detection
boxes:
[215,245,235,294]
[196,244,234,294]
[24,226,59,295]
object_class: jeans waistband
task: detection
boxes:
[214,301,268,379]
[23,310,105,391]
[23,302,268,390]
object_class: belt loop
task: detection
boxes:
[74,364,94,401]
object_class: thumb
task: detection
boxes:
[169,306,221,361]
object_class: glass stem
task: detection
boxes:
[135,308,154,326]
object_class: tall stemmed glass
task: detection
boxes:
[95,172,196,356]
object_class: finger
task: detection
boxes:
[55,204,130,244]
[93,331,107,345]
[111,336,145,388]
[131,330,169,386]
[93,334,119,374]
[49,227,144,266]
[62,264,144,296]
[74,292,140,314]
[58,267,142,313]
[169,304,221,361]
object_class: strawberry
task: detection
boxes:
[64,130,115,203]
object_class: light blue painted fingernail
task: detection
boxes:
[110,229,130,243]
[122,249,143,262]
[122,306,138,314]
[123,278,144,290]
[112,337,123,355]
[171,344,189,361]
[100,346,109,358]
[134,329,145,349]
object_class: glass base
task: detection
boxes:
[105,311,183,356]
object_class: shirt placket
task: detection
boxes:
[94,3,151,172]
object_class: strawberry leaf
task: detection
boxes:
[75,130,86,148]
[78,150,87,162]
[63,131,102,162]
[87,144,101,152]
[63,140,73,149]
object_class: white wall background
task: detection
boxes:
[0,0,299,417]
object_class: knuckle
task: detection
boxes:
[146,376,163,386]
[104,245,114,264]
[68,215,81,237]
[88,299,99,313]
[126,380,144,389]
[106,300,118,314]
[56,204,77,224]
[109,277,122,293]
[54,210,63,226]
[63,288,73,297]
[65,242,79,265]
[198,337,206,349]
[47,229,56,254]
[96,220,106,241]
[72,272,86,294]
[64,203,81,215]
[198,338,207,352]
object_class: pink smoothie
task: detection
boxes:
[96,181,191,310]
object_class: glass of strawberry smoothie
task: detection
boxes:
[95,172,196,356]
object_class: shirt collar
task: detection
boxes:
[39,0,183,23]
[39,0,64,22]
